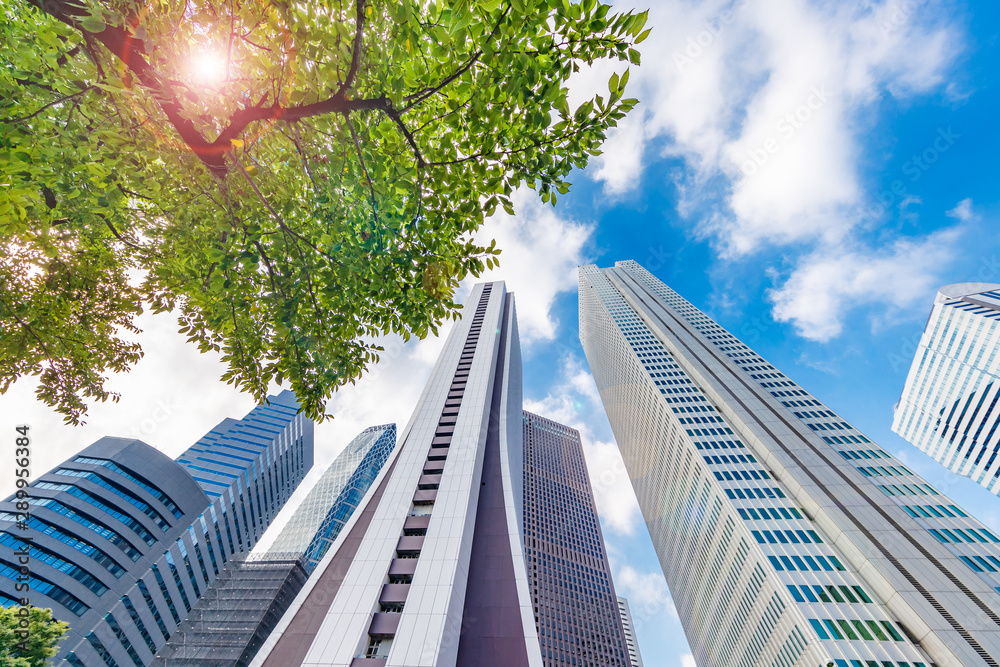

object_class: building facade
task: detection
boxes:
[148,554,307,667]
[252,282,631,667]
[0,391,313,666]
[616,597,644,667]
[579,261,1000,667]
[523,411,631,667]
[152,423,397,667]
[267,423,397,571]
[892,283,1000,494]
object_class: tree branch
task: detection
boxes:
[336,0,366,98]
[9,86,92,124]
[383,106,426,167]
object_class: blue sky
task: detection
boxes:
[2,1,1000,665]
[515,0,1000,663]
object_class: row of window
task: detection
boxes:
[686,427,734,437]
[805,421,852,432]
[704,454,757,465]
[808,618,904,642]
[7,508,133,570]
[0,532,107,596]
[751,529,823,545]
[925,525,999,544]
[956,554,1000,573]
[877,484,939,497]
[694,439,745,451]
[782,399,823,409]
[679,415,723,425]
[787,583,872,604]
[54,469,171,531]
[768,554,846,572]
[838,449,889,461]
[0,559,89,616]
[737,506,803,521]
[857,465,914,478]
[32,483,158,546]
[714,469,771,482]
[901,503,968,519]
[793,410,835,419]
[822,435,872,446]
[833,656,929,666]
[724,487,786,500]
[73,457,183,519]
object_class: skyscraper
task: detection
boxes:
[267,423,397,571]
[151,423,396,667]
[892,283,1000,494]
[252,282,631,667]
[616,597,644,667]
[580,261,1000,667]
[523,411,630,667]
[0,390,313,666]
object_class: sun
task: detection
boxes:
[189,50,227,85]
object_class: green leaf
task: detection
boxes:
[80,14,107,33]
[2,0,648,422]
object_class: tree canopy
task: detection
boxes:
[1,0,647,422]
[0,605,68,666]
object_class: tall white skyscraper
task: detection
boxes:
[616,597,644,667]
[580,261,1000,667]
[251,282,632,667]
[893,283,1000,494]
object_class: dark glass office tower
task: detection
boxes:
[523,411,631,667]
[0,391,313,666]
[580,260,1000,667]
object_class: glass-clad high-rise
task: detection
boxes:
[267,423,397,571]
[892,283,1000,495]
[580,261,1000,667]
[151,423,397,667]
[0,390,313,666]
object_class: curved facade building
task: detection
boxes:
[1,436,209,662]
[893,283,1000,494]
[0,390,313,666]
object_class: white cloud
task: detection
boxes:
[681,653,698,667]
[767,225,964,341]
[613,562,675,622]
[590,112,649,196]
[470,188,593,343]
[586,0,963,339]
[947,197,975,222]
[596,0,960,253]
[0,311,255,492]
